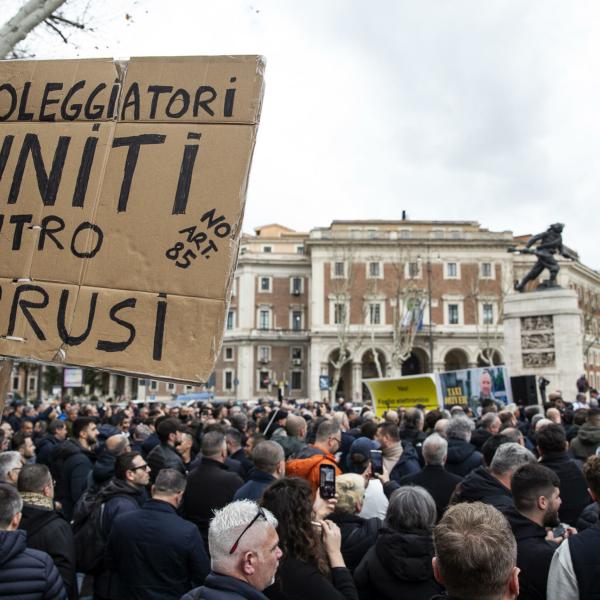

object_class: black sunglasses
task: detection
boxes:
[229,507,267,554]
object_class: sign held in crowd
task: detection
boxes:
[0,55,265,382]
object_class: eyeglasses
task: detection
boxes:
[229,507,267,554]
[130,463,150,471]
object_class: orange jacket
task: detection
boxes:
[285,447,342,493]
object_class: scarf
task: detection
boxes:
[20,492,54,510]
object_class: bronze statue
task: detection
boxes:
[508,223,576,292]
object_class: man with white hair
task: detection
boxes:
[398,433,462,521]
[0,452,22,486]
[183,500,282,600]
[444,415,484,477]
[452,443,536,512]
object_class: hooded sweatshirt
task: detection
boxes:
[571,423,600,459]
[451,466,513,512]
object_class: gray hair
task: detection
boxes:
[0,452,21,482]
[446,416,474,442]
[134,424,152,441]
[209,500,278,569]
[202,431,226,457]
[422,433,448,466]
[480,413,499,430]
[0,483,23,528]
[153,469,187,495]
[490,443,535,476]
[315,420,341,443]
[17,464,51,494]
[387,485,437,533]
[499,428,524,445]
[335,473,365,515]
[252,441,284,474]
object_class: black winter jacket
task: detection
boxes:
[577,502,599,531]
[50,439,95,521]
[451,466,512,512]
[147,442,186,481]
[35,435,62,467]
[329,513,382,573]
[182,573,270,600]
[540,451,592,525]
[353,529,443,600]
[265,557,358,600]
[19,505,76,599]
[0,529,67,600]
[389,442,422,483]
[445,438,483,477]
[503,506,557,600]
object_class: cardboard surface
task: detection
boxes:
[0,56,265,382]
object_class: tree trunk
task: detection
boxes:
[0,0,67,58]
[0,360,14,418]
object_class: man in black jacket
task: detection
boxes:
[536,423,591,525]
[452,442,535,512]
[35,420,67,466]
[183,499,281,600]
[399,433,462,521]
[0,483,67,599]
[146,417,186,481]
[503,463,562,600]
[444,415,484,477]
[17,464,76,599]
[182,431,244,549]
[51,416,98,520]
[226,428,254,480]
[107,468,209,600]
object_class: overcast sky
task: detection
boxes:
[10,0,600,269]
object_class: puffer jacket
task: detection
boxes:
[571,424,600,460]
[285,446,341,493]
[450,466,513,513]
[182,572,270,599]
[329,513,382,573]
[0,529,66,599]
[353,528,443,600]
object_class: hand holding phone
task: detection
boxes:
[319,464,336,500]
[370,449,383,475]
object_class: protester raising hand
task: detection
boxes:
[313,487,337,520]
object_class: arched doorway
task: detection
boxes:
[477,349,504,367]
[328,350,353,401]
[362,349,387,401]
[401,348,430,375]
[444,348,469,371]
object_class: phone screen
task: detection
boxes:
[370,449,383,475]
[319,464,336,499]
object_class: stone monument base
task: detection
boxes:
[503,289,583,403]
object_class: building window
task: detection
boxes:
[334,303,347,325]
[481,262,493,278]
[292,310,303,331]
[407,262,421,279]
[167,382,176,392]
[224,347,234,361]
[445,262,459,279]
[369,303,381,325]
[482,303,494,325]
[226,310,235,330]
[291,277,303,295]
[28,377,36,391]
[400,230,411,239]
[448,304,459,325]
[367,261,381,278]
[291,347,303,363]
[259,370,270,390]
[224,370,234,391]
[296,245,305,254]
[259,277,272,292]
[291,371,302,390]
[258,346,270,363]
[149,380,158,391]
[11,376,19,391]
[333,261,346,278]
[259,309,271,330]
[263,246,272,253]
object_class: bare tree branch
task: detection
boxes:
[48,13,85,29]
[44,18,68,44]
[0,0,68,59]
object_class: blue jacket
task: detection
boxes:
[389,442,422,483]
[107,499,209,600]
[182,572,270,600]
[0,529,66,600]
[233,470,276,502]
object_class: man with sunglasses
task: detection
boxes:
[183,500,282,600]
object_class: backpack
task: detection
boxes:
[72,492,107,575]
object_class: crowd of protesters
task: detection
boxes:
[1,384,600,599]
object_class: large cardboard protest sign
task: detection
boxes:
[0,55,265,382]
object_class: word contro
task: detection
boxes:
[0,78,239,121]
[165,208,232,269]
[1,130,207,215]
[0,283,167,361]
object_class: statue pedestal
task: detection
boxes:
[503,289,583,401]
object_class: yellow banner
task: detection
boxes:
[364,375,440,418]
